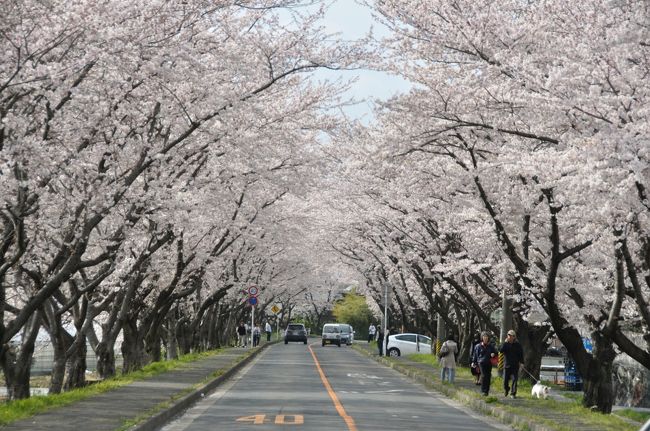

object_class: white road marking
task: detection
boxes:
[364,389,404,394]
[346,373,381,379]
[160,349,266,431]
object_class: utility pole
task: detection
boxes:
[436,314,446,355]
[383,282,389,349]
[499,288,513,375]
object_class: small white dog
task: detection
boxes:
[531,382,551,399]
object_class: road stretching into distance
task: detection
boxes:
[161,342,511,431]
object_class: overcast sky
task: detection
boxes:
[313,0,412,122]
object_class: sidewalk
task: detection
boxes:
[353,342,643,431]
[2,345,269,431]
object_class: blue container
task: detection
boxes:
[564,359,583,391]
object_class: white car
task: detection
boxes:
[386,333,432,357]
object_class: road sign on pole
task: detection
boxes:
[248,286,259,296]
[248,296,258,306]
[270,304,281,314]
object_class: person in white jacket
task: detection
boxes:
[438,335,459,383]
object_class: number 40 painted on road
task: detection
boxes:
[236,414,304,425]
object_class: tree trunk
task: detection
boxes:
[49,340,67,394]
[42,298,71,395]
[145,335,162,363]
[4,312,41,400]
[515,317,551,383]
[64,339,87,390]
[0,344,17,399]
[95,340,116,379]
[582,331,616,413]
[121,320,147,373]
[11,353,33,400]
[166,318,179,360]
[177,318,192,355]
[457,312,476,366]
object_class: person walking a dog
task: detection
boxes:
[472,331,497,396]
[499,329,524,398]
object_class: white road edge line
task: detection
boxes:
[160,348,267,431]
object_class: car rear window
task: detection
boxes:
[323,326,339,333]
[287,324,304,330]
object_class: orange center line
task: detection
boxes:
[308,344,358,431]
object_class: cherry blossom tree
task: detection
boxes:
[0,0,360,398]
[360,0,649,412]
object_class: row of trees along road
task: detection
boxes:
[2,0,649,416]
[0,0,360,400]
[317,0,649,414]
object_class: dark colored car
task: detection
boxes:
[284,323,308,344]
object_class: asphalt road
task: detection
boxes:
[161,342,511,431]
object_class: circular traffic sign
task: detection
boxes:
[248,286,259,296]
[248,296,258,306]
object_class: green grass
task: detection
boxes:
[405,354,638,431]
[0,348,228,426]
[615,408,650,423]
[561,392,583,401]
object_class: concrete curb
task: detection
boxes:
[130,343,273,431]
[352,345,555,431]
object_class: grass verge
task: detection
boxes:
[0,348,228,426]
[406,354,638,431]
[614,408,650,423]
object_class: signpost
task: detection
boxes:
[270,303,282,338]
[247,286,259,347]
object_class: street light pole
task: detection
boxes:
[383,282,388,346]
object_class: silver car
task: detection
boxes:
[337,324,354,346]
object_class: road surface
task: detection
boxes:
[161,342,510,430]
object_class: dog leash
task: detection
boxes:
[519,365,540,383]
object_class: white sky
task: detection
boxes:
[311,0,412,122]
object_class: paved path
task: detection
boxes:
[3,346,262,431]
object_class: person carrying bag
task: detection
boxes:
[438,335,458,383]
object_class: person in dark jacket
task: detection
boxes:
[472,331,497,396]
[470,333,482,384]
[499,329,524,398]
[376,325,384,356]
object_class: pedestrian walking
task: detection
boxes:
[253,324,261,347]
[265,321,272,342]
[237,322,247,347]
[368,323,376,343]
[472,331,497,396]
[386,327,393,355]
[471,333,482,385]
[499,329,524,398]
[376,325,384,356]
[438,334,459,383]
